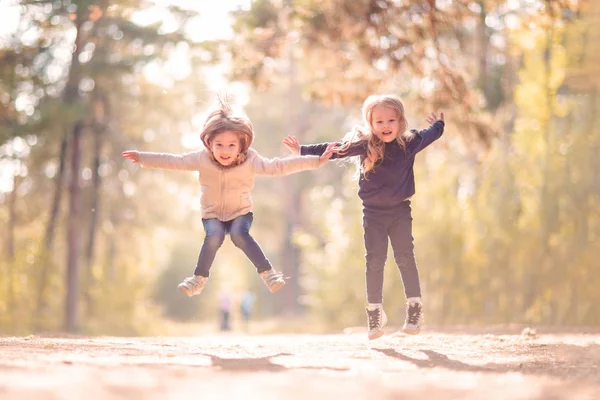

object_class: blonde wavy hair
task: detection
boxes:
[338,94,413,177]
[200,100,254,167]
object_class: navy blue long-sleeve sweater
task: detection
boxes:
[301,120,445,211]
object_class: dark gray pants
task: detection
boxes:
[363,201,421,304]
[194,212,272,277]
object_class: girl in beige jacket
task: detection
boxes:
[123,102,335,297]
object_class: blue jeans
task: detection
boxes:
[194,212,272,277]
[363,201,421,304]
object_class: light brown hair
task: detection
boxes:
[200,100,254,166]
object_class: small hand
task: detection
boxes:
[283,135,301,156]
[318,143,337,166]
[122,150,140,163]
[426,111,444,125]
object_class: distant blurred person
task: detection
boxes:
[219,288,233,331]
[239,290,256,331]
[123,99,335,298]
[284,94,445,340]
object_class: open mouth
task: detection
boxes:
[382,131,393,137]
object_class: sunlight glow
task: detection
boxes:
[0,3,20,45]
[0,137,36,193]
[131,0,251,42]
[181,132,203,149]
[0,161,17,193]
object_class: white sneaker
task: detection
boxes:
[366,305,388,340]
[402,301,423,334]
[177,276,208,297]
[259,269,286,293]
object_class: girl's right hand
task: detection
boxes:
[318,143,337,166]
[122,150,140,163]
[283,135,301,156]
[426,111,444,124]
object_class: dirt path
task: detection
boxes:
[1,330,599,399]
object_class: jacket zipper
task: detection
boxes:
[219,167,226,220]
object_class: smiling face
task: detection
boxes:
[370,105,401,143]
[209,130,242,166]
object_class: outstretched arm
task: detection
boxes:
[253,143,336,176]
[283,136,365,159]
[122,150,205,171]
[412,111,445,153]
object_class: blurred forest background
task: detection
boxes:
[0,0,598,335]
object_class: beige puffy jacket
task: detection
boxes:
[139,148,321,221]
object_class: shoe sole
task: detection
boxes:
[177,284,193,297]
[402,328,421,335]
[268,280,286,293]
[368,330,385,340]
[368,312,388,340]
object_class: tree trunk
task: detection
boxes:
[7,174,17,262]
[280,24,308,315]
[476,1,489,102]
[44,133,69,250]
[84,95,108,317]
[36,133,69,322]
[85,129,101,275]
[5,174,18,326]
[65,121,83,332]
[61,8,87,332]
[47,3,85,252]
[281,179,302,315]
[107,218,117,281]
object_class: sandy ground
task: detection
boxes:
[1,328,599,400]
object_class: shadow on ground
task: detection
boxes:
[372,343,600,383]
[199,353,350,373]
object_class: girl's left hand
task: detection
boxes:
[426,111,444,124]
[283,135,301,156]
[318,143,337,166]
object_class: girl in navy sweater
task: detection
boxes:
[284,94,445,340]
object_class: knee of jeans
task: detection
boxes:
[394,251,415,263]
[205,234,225,248]
[394,252,415,268]
[230,233,251,248]
[365,255,386,271]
